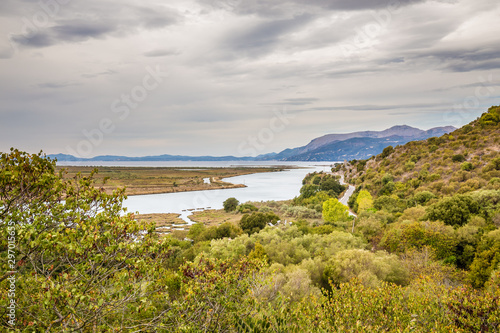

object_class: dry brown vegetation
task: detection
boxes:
[56,166,285,196]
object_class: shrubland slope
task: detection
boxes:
[343,106,500,199]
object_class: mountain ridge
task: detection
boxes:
[297,125,456,154]
[49,125,456,162]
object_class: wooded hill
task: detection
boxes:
[339,105,500,288]
[344,105,500,200]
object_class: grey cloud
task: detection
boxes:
[81,70,117,79]
[202,0,425,17]
[37,81,81,89]
[311,103,446,111]
[224,13,315,57]
[263,98,319,106]
[134,6,180,29]
[412,46,500,72]
[446,60,500,72]
[52,20,115,42]
[285,98,319,105]
[433,79,500,92]
[9,3,182,49]
[297,0,423,11]
[144,49,181,57]
[11,32,54,47]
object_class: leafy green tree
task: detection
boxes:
[479,106,500,126]
[469,230,500,288]
[413,191,436,205]
[319,178,345,197]
[426,194,479,227]
[299,184,320,199]
[187,222,242,242]
[380,221,458,261]
[322,198,349,223]
[373,195,407,213]
[239,212,279,234]
[237,203,258,214]
[0,149,173,331]
[223,197,239,212]
[380,146,394,159]
[324,249,408,287]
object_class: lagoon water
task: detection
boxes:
[58,161,338,222]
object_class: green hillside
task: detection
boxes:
[344,105,500,200]
[339,105,500,285]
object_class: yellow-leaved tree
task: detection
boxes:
[356,190,374,212]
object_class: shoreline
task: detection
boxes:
[57,165,291,197]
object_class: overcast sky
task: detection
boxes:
[1,0,499,157]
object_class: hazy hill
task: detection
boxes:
[299,125,456,154]
[50,125,455,162]
[48,153,258,162]
[278,125,456,161]
[282,135,418,161]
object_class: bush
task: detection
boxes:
[238,203,258,214]
[373,195,407,214]
[239,212,280,234]
[380,146,395,159]
[282,205,321,219]
[426,194,479,227]
[413,191,436,205]
[452,154,466,163]
[380,221,458,260]
[469,229,500,288]
[223,197,239,212]
[461,162,473,171]
[324,249,408,287]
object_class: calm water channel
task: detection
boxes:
[58,161,337,222]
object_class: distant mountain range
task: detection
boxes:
[272,125,457,161]
[49,125,456,162]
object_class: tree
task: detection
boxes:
[319,178,345,197]
[324,249,408,287]
[469,230,500,288]
[299,184,320,199]
[0,149,173,331]
[223,197,239,212]
[426,194,479,227]
[380,146,394,159]
[356,190,374,212]
[322,198,349,223]
[239,212,279,234]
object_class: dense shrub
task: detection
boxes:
[238,203,258,213]
[380,221,458,260]
[469,230,500,288]
[239,212,280,234]
[223,197,239,212]
[426,194,479,227]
